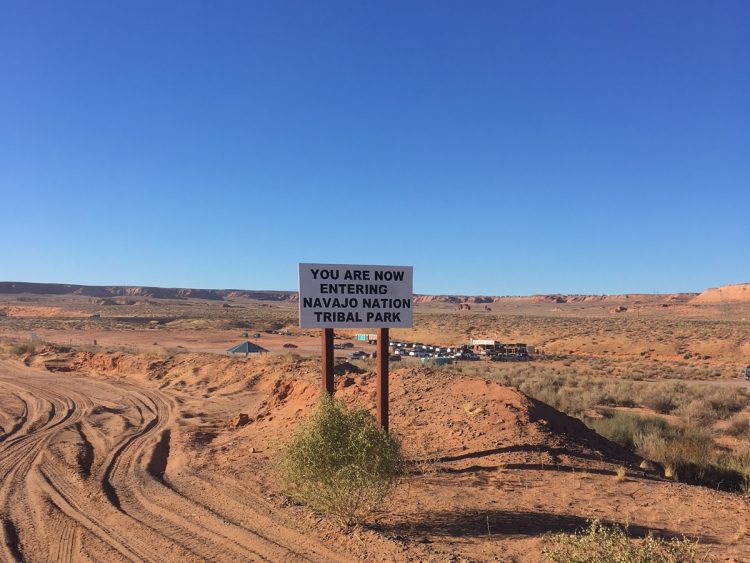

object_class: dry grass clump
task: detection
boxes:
[639,386,678,414]
[593,411,750,492]
[482,368,641,417]
[676,388,750,425]
[724,414,750,437]
[8,341,40,356]
[675,399,721,426]
[636,427,716,482]
[275,395,402,526]
[543,519,705,563]
[480,364,750,425]
[591,412,677,451]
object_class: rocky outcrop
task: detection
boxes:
[692,283,750,304]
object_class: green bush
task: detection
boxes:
[275,395,402,525]
[9,342,38,356]
[591,412,677,451]
[543,519,704,563]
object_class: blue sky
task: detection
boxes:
[1,1,748,295]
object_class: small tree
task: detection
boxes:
[276,394,402,525]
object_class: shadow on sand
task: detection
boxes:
[370,509,716,543]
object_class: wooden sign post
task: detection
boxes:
[321,328,334,395]
[376,327,389,432]
[299,263,413,433]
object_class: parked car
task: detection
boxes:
[350,351,368,360]
[389,355,402,362]
[745,365,750,381]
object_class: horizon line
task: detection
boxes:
[2,279,744,298]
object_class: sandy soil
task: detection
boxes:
[2,350,749,562]
[0,328,374,358]
[0,356,378,562]
[1,288,749,561]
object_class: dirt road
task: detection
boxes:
[0,359,346,562]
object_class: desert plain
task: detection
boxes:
[1,281,750,562]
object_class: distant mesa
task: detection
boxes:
[413,292,697,305]
[691,283,750,304]
[1,281,742,305]
[0,282,298,302]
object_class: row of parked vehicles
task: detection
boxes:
[486,348,530,362]
[348,341,480,362]
[347,339,533,363]
[389,341,481,361]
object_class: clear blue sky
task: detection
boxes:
[1,1,748,295]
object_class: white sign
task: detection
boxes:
[299,263,413,328]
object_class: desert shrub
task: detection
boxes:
[591,412,677,450]
[636,426,715,475]
[543,519,703,563]
[724,414,750,437]
[593,412,749,491]
[640,394,677,414]
[600,381,638,408]
[703,389,750,419]
[675,399,720,426]
[9,342,38,356]
[275,395,402,525]
[715,444,750,491]
[673,387,750,422]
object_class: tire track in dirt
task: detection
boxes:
[0,392,29,443]
[98,390,273,561]
[0,362,184,562]
[0,376,86,561]
[0,359,350,562]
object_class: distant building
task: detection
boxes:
[355,333,377,344]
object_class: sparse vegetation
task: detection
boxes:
[9,342,39,356]
[275,395,402,525]
[591,412,677,451]
[543,519,705,563]
[592,411,750,491]
[615,466,626,482]
[725,414,750,437]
